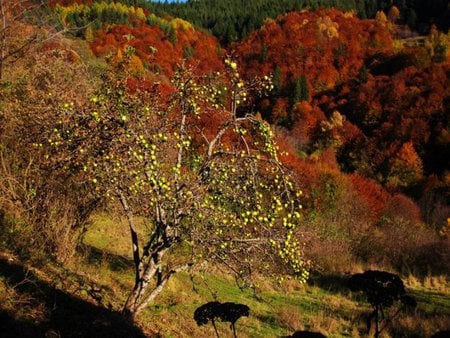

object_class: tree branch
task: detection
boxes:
[118,191,141,286]
[135,262,193,314]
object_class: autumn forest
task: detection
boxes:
[0,0,449,337]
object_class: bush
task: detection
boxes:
[408,239,450,276]
[0,46,100,262]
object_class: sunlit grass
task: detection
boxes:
[75,212,450,337]
[2,212,443,337]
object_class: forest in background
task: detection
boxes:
[50,0,450,44]
[140,0,450,44]
[0,0,449,336]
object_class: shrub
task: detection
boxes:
[0,46,99,262]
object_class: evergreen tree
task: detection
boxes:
[273,66,282,95]
[358,65,368,84]
[292,75,309,103]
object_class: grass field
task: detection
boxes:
[1,213,449,337]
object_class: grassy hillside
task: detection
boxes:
[1,213,449,337]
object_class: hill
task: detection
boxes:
[0,1,449,336]
[1,215,449,337]
[142,0,450,44]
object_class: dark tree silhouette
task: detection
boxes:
[431,330,450,338]
[194,301,222,337]
[218,302,250,338]
[194,301,250,338]
[287,330,327,337]
[348,270,417,338]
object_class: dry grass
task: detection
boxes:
[423,275,449,292]
[275,305,305,331]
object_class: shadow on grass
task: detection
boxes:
[0,310,41,337]
[79,244,133,272]
[408,288,450,314]
[255,313,279,329]
[307,272,352,294]
[0,257,146,338]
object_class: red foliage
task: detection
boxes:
[235,9,393,98]
[349,174,391,220]
[382,193,422,224]
[319,148,340,172]
[48,0,92,6]
[340,120,364,144]
[91,21,224,78]
[291,102,326,144]
[317,57,449,192]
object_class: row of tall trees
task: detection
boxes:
[50,1,450,45]
[134,0,449,44]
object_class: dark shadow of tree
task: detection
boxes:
[0,310,41,337]
[307,272,351,294]
[78,243,133,272]
[0,257,146,338]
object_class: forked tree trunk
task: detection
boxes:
[122,257,188,318]
[123,268,167,318]
[118,192,189,318]
[118,191,166,318]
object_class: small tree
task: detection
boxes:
[39,57,308,318]
[292,75,309,104]
[387,6,400,24]
[1,46,99,262]
[387,142,423,189]
[194,301,250,338]
[349,270,416,338]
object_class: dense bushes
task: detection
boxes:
[0,45,100,262]
[300,170,448,275]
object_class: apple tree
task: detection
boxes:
[39,54,308,318]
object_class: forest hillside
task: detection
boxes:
[0,1,449,336]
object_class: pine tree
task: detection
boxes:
[292,75,309,103]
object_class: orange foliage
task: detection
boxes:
[387,142,423,189]
[235,8,393,98]
[91,21,224,78]
[291,102,326,144]
[349,174,390,220]
[272,98,288,123]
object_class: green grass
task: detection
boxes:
[80,213,450,337]
[1,213,449,337]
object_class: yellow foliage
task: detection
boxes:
[56,1,148,28]
[84,25,94,42]
[375,11,388,25]
[343,11,355,18]
[135,7,146,21]
[171,18,193,31]
[129,54,144,75]
[439,218,450,238]
[387,142,423,188]
[116,48,123,62]
[317,16,339,39]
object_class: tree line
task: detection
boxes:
[133,0,449,44]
